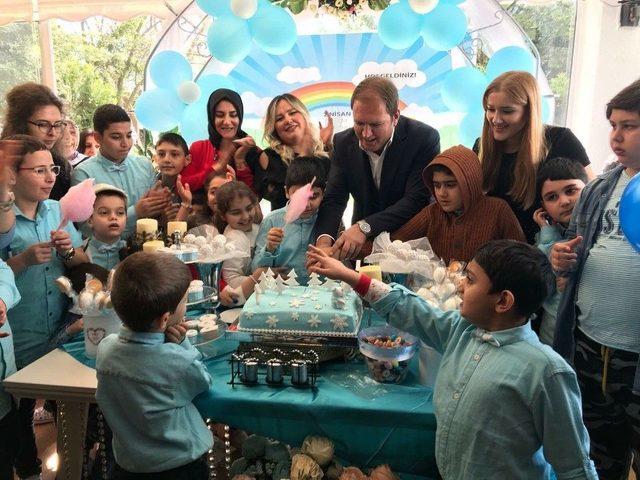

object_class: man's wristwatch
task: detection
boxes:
[356,220,372,237]
[58,247,76,261]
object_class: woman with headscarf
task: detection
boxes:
[182,88,261,194]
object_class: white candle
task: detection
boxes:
[136,218,158,235]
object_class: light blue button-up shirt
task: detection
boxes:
[85,238,126,271]
[371,284,597,480]
[72,151,156,238]
[1,200,83,368]
[0,258,21,420]
[250,206,317,285]
[536,225,564,346]
[96,327,213,473]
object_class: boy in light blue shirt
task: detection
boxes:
[0,259,22,480]
[307,240,597,480]
[96,251,213,477]
[72,104,170,238]
[252,156,327,285]
[85,183,128,271]
[2,135,88,479]
[532,157,588,345]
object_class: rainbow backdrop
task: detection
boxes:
[291,81,407,111]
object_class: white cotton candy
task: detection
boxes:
[433,266,447,284]
[443,297,459,311]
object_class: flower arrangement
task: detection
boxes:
[270,0,389,15]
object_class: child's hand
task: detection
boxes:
[65,317,84,336]
[165,322,187,344]
[220,287,239,306]
[50,230,73,254]
[266,227,284,252]
[136,186,170,218]
[550,236,582,272]
[0,299,8,338]
[22,242,53,266]
[533,208,550,228]
[176,175,192,205]
[306,245,360,286]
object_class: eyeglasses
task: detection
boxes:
[18,165,61,177]
[27,120,67,134]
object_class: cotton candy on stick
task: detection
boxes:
[57,179,96,229]
[284,176,315,224]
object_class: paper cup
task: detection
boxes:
[84,310,122,358]
[418,341,441,387]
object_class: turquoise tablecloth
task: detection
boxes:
[62,317,437,477]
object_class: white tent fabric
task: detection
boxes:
[0,0,185,26]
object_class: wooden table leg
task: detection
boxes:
[56,400,89,480]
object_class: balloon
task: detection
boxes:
[58,179,96,228]
[196,0,231,16]
[177,80,201,104]
[135,88,185,132]
[439,0,463,3]
[149,51,192,91]
[231,0,258,19]
[179,101,209,146]
[196,74,237,99]
[378,1,423,50]
[441,67,488,113]
[207,15,252,64]
[486,46,536,80]
[542,96,554,123]
[408,0,438,14]
[249,3,297,55]
[620,173,640,253]
[458,109,485,147]
[421,3,468,51]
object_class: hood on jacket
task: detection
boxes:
[422,145,483,213]
[207,88,247,149]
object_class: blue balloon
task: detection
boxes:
[196,0,231,16]
[207,15,252,64]
[421,4,468,51]
[542,96,554,123]
[620,173,640,253]
[179,101,209,146]
[458,109,485,147]
[248,4,297,55]
[196,75,237,100]
[378,2,422,50]
[149,51,192,91]
[486,46,536,80]
[441,67,488,113]
[135,88,185,132]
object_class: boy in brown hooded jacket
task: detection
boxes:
[389,145,525,263]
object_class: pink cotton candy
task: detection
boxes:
[284,177,315,224]
[58,179,96,228]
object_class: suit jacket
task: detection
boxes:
[315,115,440,238]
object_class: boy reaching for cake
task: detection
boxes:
[251,156,328,285]
[306,240,597,480]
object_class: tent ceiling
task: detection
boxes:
[0,0,187,26]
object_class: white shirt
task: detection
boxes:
[360,129,394,189]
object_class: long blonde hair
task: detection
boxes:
[262,93,327,165]
[478,71,547,209]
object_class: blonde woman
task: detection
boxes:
[474,71,593,243]
[258,93,332,209]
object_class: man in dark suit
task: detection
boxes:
[314,76,440,259]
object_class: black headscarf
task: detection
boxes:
[207,88,247,149]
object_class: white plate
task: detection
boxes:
[219,308,242,324]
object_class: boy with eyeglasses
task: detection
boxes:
[1,134,88,479]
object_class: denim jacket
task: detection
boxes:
[552,165,640,388]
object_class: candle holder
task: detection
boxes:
[130,231,162,253]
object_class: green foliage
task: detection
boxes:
[0,23,40,116]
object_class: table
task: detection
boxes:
[4,337,438,478]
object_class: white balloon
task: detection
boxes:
[230,0,258,19]
[177,80,201,104]
[408,0,439,14]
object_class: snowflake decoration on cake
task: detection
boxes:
[291,312,299,322]
[289,298,304,308]
[244,311,254,319]
[330,315,348,331]
[302,293,311,298]
[314,304,323,310]
[270,301,277,307]
[307,315,321,328]
[266,315,279,328]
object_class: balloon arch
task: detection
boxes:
[135,0,555,149]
